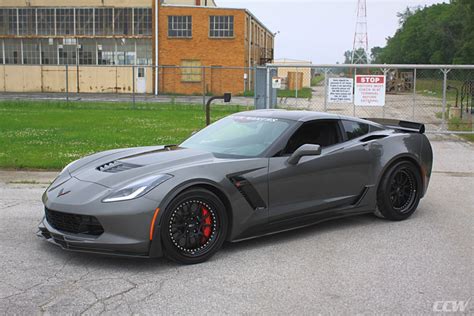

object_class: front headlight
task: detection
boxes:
[102,174,173,203]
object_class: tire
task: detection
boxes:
[375,161,422,221]
[161,188,228,264]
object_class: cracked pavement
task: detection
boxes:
[0,135,472,315]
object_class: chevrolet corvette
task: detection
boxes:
[38,110,433,264]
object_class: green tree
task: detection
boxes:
[376,2,473,64]
[370,46,383,64]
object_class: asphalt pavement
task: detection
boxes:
[0,134,472,315]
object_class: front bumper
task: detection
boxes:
[37,216,163,258]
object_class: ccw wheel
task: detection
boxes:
[161,188,228,264]
[375,161,422,221]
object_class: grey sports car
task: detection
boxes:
[38,110,433,264]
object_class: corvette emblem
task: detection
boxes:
[57,188,71,198]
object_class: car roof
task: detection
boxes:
[234,109,384,124]
[232,110,341,122]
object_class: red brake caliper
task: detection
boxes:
[201,207,212,243]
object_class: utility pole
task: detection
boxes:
[351,0,369,64]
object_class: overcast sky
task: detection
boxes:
[219,0,447,64]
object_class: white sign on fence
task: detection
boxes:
[328,78,353,103]
[272,77,282,89]
[354,75,386,106]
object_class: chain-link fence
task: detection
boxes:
[0,63,472,133]
[0,64,258,108]
[265,64,473,134]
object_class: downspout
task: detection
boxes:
[154,0,159,95]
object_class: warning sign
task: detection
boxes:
[272,77,282,89]
[354,75,386,106]
[328,78,353,103]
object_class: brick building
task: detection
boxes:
[0,0,274,95]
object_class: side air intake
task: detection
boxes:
[228,176,267,210]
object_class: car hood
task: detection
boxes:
[69,146,215,188]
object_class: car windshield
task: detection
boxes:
[180,115,293,158]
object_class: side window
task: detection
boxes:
[283,120,341,155]
[342,120,369,141]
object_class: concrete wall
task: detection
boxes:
[0,65,153,94]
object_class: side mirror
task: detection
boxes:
[287,144,321,165]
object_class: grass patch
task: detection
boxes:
[0,100,249,170]
[311,75,325,87]
[238,88,313,99]
[278,87,313,99]
[447,116,474,141]
[416,79,464,102]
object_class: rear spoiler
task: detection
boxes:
[365,118,425,134]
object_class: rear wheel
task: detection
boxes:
[375,161,422,221]
[161,188,228,264]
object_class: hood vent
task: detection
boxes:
[97,161,142,173]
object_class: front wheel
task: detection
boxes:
[161,188,228,264]
[375,161,422,221]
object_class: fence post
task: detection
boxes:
[132,65,136,109]
[295,67,299,108]
[65,64,69,103]
[382,68,390,119]
[412,68,417,120]
[441,68,451,131]
[323,68,329,112]
[253,66,257,108]
[202,66,206,110]
[266,66,271,109]
[353,67,357,116]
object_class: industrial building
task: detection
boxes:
[0,0,274,95]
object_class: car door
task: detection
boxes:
[267,119,375,224]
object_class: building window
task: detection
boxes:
[97,39,115,65]
[78,39,96,65]
[4,39,21,64]
[134,8,151,36]
[76,9,94,36]
[56,9,74,35]
[136,39,152,65]
[168,16,192,38]
[22,39,40,64]
[37,9,55,35]
[0,10,5,35]
[181,60,201,82]
[58,40,77,65]
[209,16,234,38]
[40,39,58,65]
[114,8,133,35]
[95,8,113,36]
[116,39,135,65]
[18,9,36,36]
[2,9,18,35]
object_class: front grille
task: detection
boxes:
[45,209,104,236]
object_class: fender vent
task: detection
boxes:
[229,176,267,210]
[97,161,142,173]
